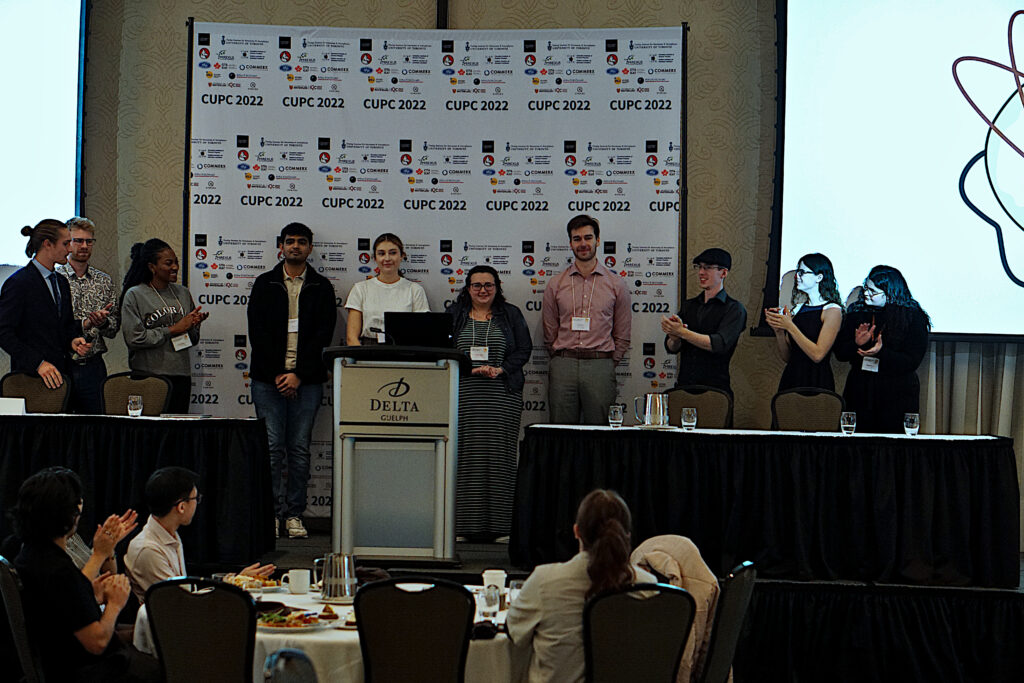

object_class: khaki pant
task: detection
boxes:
[547,355,617,425]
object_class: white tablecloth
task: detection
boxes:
[135,588,528,683]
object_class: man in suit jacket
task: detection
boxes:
[0,219,98,390]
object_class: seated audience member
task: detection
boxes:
[506,489,655,683]
[12,467,160,683]
[66,508,138,580]
[631,535,721,683]
[125,466,274,602]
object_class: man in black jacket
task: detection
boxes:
[247,223,337,538]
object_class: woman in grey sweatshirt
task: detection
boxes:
[119,239,208,413]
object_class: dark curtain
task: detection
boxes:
[511,427,1020,587]
[735,581,1024,682]
[0,415,274,565]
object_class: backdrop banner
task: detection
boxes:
[187,22,684,517]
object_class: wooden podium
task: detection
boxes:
[323,346,470,561]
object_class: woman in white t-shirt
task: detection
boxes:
[344,232,429,344]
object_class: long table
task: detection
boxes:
[510,425,1020,587]
[0,415,274,566]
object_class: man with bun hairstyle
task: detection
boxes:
[0,219,102,390]
[662,247,747,395]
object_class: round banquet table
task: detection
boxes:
[135,587,527,683]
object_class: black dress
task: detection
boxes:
[833,305,929,434]
[778,303,840,392]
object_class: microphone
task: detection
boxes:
[368,326,396,345]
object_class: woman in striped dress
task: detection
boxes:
[446,265,532,542]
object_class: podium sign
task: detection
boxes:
[338,364,450,436]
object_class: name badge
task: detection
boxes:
[571,316,591,331]
[171,333,192,352]
[861,357,880,373]
[470,346,489,361]
[288,317,299,333]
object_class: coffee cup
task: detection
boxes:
[283,568,311,594]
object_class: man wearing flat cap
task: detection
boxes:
[661,247,747,394]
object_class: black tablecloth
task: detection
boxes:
[734,581,1024,682]
[510,426,1020,587]
[0,415,274,566]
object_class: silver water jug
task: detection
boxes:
[633,393,669,426]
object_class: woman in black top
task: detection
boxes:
[833,265,931,433]
[12,467,160,683]
[766,253,844,391]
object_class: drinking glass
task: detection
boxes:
[127,395,143,417]
[608,404,624,428]
[681,407,697,431]
[904,413,920,436]
[840,412,856,435]
[509,579,525,605]
[477,585,500,619]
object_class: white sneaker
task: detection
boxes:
[285,517,308,539]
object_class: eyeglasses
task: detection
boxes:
[469,282,496,291]
[863,288,884,297]
[71,238,96,245]
[176,493,203,506]
[692,263,722,272]
[794,268,814,278]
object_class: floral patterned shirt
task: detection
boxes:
[55,262,120,359]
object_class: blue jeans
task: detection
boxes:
[251,379,323,519]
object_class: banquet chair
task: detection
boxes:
[583,583,696,683]
[264,648,318,682]
[665,385,733,428]
[0,555,45,683]
[102,372,172,416]
[771,387,844,431]
[354,576,474,683]
[146,577,256,683]
[1,371,70,414]
[696,562,756,683]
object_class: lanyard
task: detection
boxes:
[570,273,597,320]
[149,284,185,322]
[470,315,493,347]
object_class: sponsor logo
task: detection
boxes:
[237,163,250,170]
[606,68,619,74]
[195,262,208,269]
[358,266,372,273]
[235,363,248,370]
[440,268,453,274]
[564,169,577,176]
[524,68,537,75]
[523,269,535,275]
[482,169,496,176]
[400,168,413,175]
[442,68,455,75]
[318,165,331,172]
[646,169,659,176]
[279,65,292,71]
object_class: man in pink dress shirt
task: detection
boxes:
[541,214,631,424]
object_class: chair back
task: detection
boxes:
[264,648,319,682]
[0,555,44,683]
[145,577,256,683]
[697,562,756,683]
[584,583,696,683]
[354,576,474,683]
[666,385,733,428]
[771,388,844,431]
[102,372,171,416]
[0,372,69,414]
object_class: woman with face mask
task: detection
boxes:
[833,265,931,433]
[765,253,844,391]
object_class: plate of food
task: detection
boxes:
[225,574,283,593]
[257,609,330,633]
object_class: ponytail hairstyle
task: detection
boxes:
[575,489,634,598]
[120,238,171,307]
[21,219,67,258]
